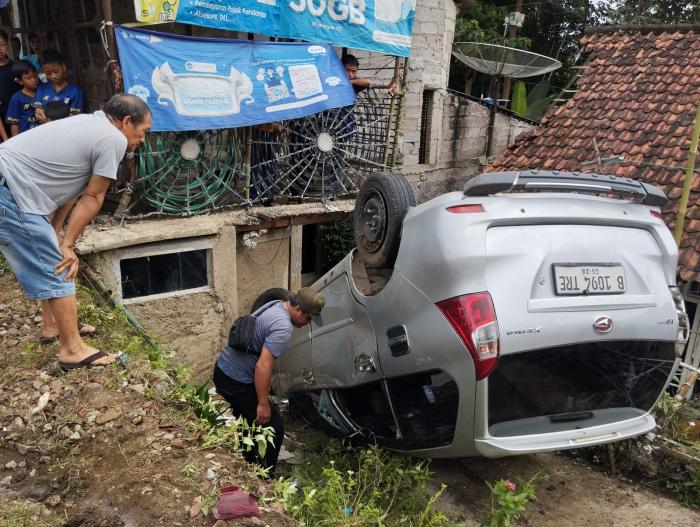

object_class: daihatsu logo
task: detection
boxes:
[593,315,613,334]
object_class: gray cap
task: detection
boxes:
[297,287,325,316]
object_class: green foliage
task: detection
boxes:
[452,0,594,104]
[486,471,544,527]
[596,0,700,24]
[0,254,9,275]
[184,381,227,428]
[653,393,694,443]
[510,81,527,116]
[455,2,530,47]
[523,78,557,121]
[200,415,275,464]
[320,218,355,273]
[273,443,449,526]
[664,466,700,508]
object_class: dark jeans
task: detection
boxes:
[213,365,284,474]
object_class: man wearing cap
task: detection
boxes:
[213,287,325,473]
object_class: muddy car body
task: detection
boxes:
[272,171,688,458]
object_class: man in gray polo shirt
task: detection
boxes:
[214,288,325,474]
[0,93,151,369]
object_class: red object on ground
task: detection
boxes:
[212,485,261,520]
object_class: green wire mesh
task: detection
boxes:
[135,129,245,215]
[126,88,399,218]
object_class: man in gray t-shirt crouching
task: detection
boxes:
[214,287,325,474]
[0,94,151,370]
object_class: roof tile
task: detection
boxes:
[488,25,700,283]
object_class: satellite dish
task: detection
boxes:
[452,42,562,79]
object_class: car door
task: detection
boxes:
[309,271,381,389]
[273,323,312,395]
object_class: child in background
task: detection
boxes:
[44,99,70,121]
[9,36,21,61]
[34,49,83,123]
[5,60,39,136]
[341,54,397,96]
[0,29,19,142]
[20,32,42,76]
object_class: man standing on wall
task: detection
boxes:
[0,93,151,369]
[213,288,325,474]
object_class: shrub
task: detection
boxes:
[486,471,544,527]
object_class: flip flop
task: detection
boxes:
[58,351,113,371]
[39,324,98,344]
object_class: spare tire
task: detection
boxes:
[354,173,415,268]
[251,287,290,313]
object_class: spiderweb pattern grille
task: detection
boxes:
[127,88,398,218]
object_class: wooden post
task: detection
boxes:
[592,137,603,172]
[674,98,700,246]
[101,0,123,94]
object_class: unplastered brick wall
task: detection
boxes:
[400,94,536,202]
[440,93,535,167]
[349,0,458,168]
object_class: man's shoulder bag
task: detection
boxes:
[227,301,278,356]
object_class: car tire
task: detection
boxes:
[250,287,290,313]
[354,172,415,268]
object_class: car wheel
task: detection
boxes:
[251,287,290,313]
[354,172,415,268]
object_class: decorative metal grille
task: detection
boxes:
[124,88,401,218]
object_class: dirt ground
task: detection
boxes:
[428,453,699,526]
[0,270,291,527]
[1,266,698,527]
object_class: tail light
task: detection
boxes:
[670,286,689,357]
[436,292,499,380]
[447,204,484,213]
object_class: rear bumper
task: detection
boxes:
[474,412,656,458]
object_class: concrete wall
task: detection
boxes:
[236,227,293,314]
[78,204,348,378]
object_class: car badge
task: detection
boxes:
[593,315,613,334]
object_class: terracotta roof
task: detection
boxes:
[488,25,700,282]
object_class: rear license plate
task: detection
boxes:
[553,264,626,295]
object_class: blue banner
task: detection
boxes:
[115,26,357,132]
[134,0,415,57]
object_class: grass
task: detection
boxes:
[0,499,62,527]
[0,253,9,275]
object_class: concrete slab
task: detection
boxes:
[77,200,355,255]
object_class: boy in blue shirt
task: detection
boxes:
[34,49,83,123]
[5,60,39,136]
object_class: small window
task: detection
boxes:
[418,89,435,164]
[120,249,208,299]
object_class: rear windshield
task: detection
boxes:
[488,341,676,426]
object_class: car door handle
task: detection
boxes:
[354,353,376,373]
[302,367,315,384]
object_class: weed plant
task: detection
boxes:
[485,472,543,527]
[74,281,275,462]
[273,440,449,526]
[319,218,355,272]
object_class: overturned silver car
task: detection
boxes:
[272,171,689,458]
